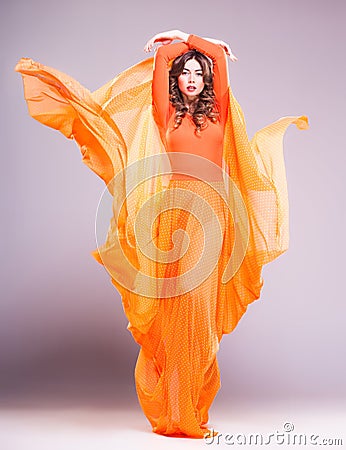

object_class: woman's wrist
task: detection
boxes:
[176,30,189,42]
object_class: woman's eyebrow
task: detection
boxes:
[183,68,203,73]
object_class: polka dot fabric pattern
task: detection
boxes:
[135,179,229,437]
[15,53,309,438]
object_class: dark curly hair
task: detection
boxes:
[169,49,219,135]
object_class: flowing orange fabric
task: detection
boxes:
[15,44,308,438]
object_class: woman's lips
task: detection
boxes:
[187,86,196,91]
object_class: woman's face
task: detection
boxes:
[178,58,205,100]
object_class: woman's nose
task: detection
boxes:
[188,73,195,83]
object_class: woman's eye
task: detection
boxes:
[181,71,203,76]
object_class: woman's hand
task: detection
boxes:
[144,30,238,62]
[144,30,189,53]
[203,37,238,62]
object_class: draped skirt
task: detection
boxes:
[133,178,230,438]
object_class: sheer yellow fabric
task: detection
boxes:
[15,56,308,437]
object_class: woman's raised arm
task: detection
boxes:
[150,40,189,132]
[185,34,231,125]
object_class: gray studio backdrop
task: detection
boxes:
[1,0,345,407]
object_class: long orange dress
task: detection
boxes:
[14,36,308,438]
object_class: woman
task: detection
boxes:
[131,30,237,438]
[15,29,308,439]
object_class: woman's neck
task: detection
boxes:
[182,93,198,113]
